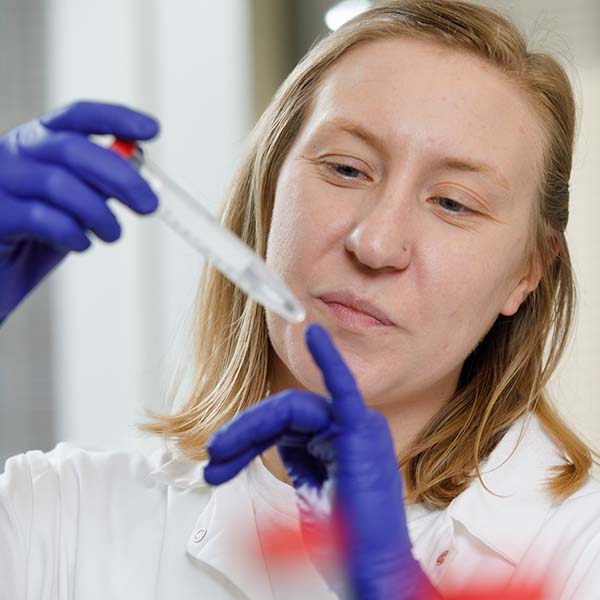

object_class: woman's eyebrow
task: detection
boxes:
[317,117,511,193]
[319,117,385,153]
[437,156,511,193]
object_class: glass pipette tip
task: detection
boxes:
[109,139,306,324]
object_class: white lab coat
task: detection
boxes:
[1,413,599,599]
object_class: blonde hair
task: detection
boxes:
[141,0,594,508]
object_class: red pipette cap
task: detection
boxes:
[110,138,138,160]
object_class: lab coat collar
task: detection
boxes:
[149,450,274,599]
[447,413,564,565]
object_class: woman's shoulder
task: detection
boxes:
[4,440,162,475]
[0,441,203,500]
[0,441,216,548]
[0,444,217,598]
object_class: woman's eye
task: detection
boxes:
[323,161,366,180]
[432,197,473,215]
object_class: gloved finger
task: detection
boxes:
[204,434,281,485]
[305,323,367,428]
[0,194,91,252]
[17,125,158,215]
[3,160,121,242]
[206,390,332,463]
[41,100,159,140]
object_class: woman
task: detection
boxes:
[0,1,598,598]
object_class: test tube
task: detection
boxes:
[110,139,306,324]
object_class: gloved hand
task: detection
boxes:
[0,100,159,324]
[204,323,441,600]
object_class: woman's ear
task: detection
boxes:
[500,276,536,317]
[500,230,559,317]
[500,259,543,317]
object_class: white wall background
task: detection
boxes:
[550,63,600,446]
[45,0,252,452]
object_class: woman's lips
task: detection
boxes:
[319,298,392,329]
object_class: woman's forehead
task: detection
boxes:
[302,37,542,195]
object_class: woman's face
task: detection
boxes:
[265,38,543,408]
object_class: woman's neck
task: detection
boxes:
[260,373,458,489]
[262,353,461,487]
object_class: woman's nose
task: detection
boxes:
[344,198,413,271]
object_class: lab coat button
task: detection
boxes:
[435,550,449,566]
[193,528,207,543]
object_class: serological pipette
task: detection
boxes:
[109,139,306,324]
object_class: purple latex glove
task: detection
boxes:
[0,101,159,324]
[204,323,440,600]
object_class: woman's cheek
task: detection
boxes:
[266,309,329,396]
